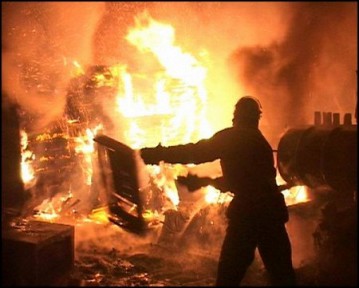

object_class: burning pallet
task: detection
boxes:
[94,135,148,235]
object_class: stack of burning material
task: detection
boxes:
[65,65,117,127]
[29,125,77,190]
[21,120,90,216]
[119,75,206,148]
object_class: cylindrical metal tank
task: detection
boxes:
[277,125,357,192]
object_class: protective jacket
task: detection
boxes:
[141,126,288,222]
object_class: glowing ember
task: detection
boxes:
[281,185,310,206]
[33,189,73,221]
[85,207,110,224]
[72,60,85,77]
[33,199,60,221]
[146,164,180,209]
[74,124,103,185]
[142,209,163,225]
[127,12,206,86]
[204,185,233,204]
[276,175,310,206]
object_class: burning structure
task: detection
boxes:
[2,2,357,286]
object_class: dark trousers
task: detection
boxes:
[215,217,296,286]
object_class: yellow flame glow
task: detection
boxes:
[114,12,212,149]
[20,130,36,186]
[204,185,233,204]
[276,174,310,206]
[86,207,110,224]
[74,124,103,185]
[33,199,60,221]
[72,60,85,77]
[105,13,214,208]
[281,185,310,206]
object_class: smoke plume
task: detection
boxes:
[2,2,356,136]
[228,2,357,136]
[2,2,105,131]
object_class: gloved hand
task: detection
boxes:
[177,174,212,192]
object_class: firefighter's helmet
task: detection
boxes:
[233,96,262,121]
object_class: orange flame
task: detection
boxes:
[74,124,103,185]
[204,185,233,204]
[281,185,310,206]
[114,11,212,149]
[84,207,110,224]
[20,129,36,188]
[92,12,215,208]
[33,199,60,221]
[276,175,310,206]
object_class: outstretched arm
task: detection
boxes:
[140,131,225,165]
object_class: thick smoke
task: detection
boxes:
[228,2,357,139]
[2,2,105,131]
[92,2,151,67]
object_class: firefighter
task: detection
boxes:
[140,96,296,286]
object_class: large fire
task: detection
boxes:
[20,11,309,226]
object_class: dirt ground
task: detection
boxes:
[67,219,343,287]
[66,197,357,287]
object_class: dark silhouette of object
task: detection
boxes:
[140,96,296,286]
[177,173,293,194]
[2,93,26,226]
[94,135,146,235]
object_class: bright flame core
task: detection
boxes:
[74,124,103,185]
[116,12,212,149]
[114,12,214,209]
[204,186,233,204]
[20,130,36,187]
[281,185,310,206]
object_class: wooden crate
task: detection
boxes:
[2,220,74,286]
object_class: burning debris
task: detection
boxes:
[16,11,221,225]
[2,2,357,286]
